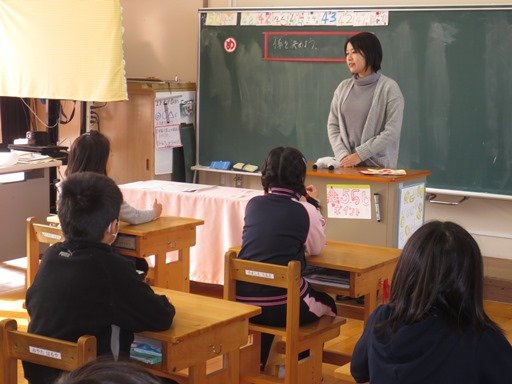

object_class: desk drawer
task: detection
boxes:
[163,320,248,372]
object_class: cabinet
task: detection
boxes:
[306,166,431,248]
[97,81,196,185]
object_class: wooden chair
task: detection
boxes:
[26,217,64,289]
[0,318,96,384]
[224,250,346,384]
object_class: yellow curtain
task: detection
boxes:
[0,0,127,102]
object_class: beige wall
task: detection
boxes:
[120,0,512,259]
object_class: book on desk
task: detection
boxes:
[303,266,350,289]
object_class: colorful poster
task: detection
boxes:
[154,96,181,149]
[240,10,388,26]
[398,183,426,248]
[205,12,238,26]
[153,90,196,175]
[326,184,371,219]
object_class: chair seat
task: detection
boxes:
[334,362,356,383]
[249,315,345,341]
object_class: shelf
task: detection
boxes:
[192,165,262,177]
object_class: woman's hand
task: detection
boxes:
[340,153,362,167]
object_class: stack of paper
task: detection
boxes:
[130,335,162,365]
[359,168,406,176]
[304,267,350,289]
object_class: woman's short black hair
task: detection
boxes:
[344,31,382,72]
[260,146,307,195]
[380,220,501,337]
[58,172,122,242]
[65,130,110,177]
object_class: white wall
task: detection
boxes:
[120,0,512,259]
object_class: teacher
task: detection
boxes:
[327,32,404,169]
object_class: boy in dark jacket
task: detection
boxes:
[24,172,175,384]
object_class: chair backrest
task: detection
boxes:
[224,249,302,337]
[26,216,64,289]
[0,318,96,384]
[224,249,302,381]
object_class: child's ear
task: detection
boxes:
[107,219,119,234]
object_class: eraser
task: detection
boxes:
[232,163,258,172]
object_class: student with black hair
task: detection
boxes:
[65,130,162,225]
[24,172,175,384]
[351,220,512,383]
[327,31,404,169]
[235,146,337,370]
[56,358,164,384]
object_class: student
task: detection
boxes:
[235,146,337,369]
[327,31,404,169]
[65,130,162,225]
[24,172,175,384]
[351,220,512,384]
[56,357,163,384]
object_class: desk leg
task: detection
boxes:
[153,250,168,289]
[152,248,190,292]
[188,362,207,384]
[364,290,377,322]
[226,349,240,384]
[177,248,190,292]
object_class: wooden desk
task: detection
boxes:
[307,240,400,321]
[47,216,203,292]
[140,287,261,384]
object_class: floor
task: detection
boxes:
[1,259,511,384]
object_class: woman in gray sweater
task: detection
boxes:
[327,32,404,169]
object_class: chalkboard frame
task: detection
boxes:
[197,6,512,198]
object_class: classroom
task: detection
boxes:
[0,0,511,383]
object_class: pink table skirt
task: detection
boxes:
[120,181,262,285]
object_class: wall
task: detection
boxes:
[120,0,512,259]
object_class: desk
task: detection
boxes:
[46,216,203,292]
[140,287,261,384]
[308,240,400,321]
[120,181,262,285]
[114,217,203,292]
[306,165,431,248]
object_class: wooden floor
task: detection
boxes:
[1,260,511,384]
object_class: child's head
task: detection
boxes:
[58,172,122,243]
[389,220,493,331]
[261,146,307,195]
[65,131,110,177]
[56,358,162,384]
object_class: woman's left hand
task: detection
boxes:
[340,153,362,167]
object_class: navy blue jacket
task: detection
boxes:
[351,305,512,383]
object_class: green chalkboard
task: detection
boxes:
[198,7,512,196]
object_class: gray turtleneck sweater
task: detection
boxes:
[327,73,404,168]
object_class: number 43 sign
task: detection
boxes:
[326,184,371,219]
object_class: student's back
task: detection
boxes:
[352,305,512,383]
[23,172,175,384]
[351,221,512,384]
